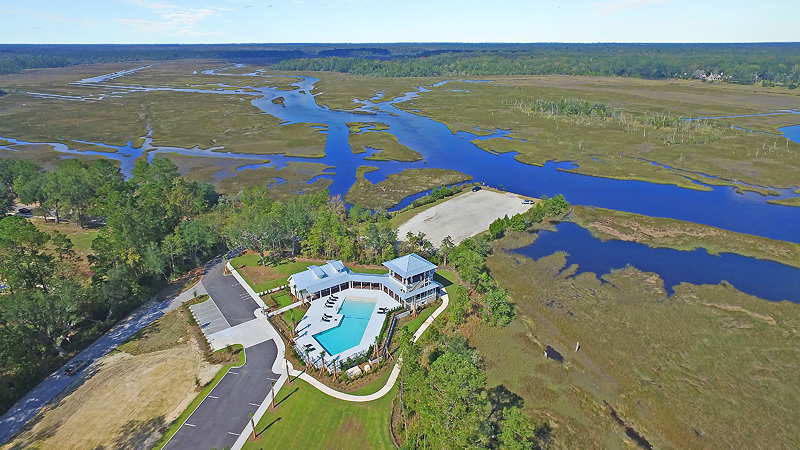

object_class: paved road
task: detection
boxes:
[163,257,281,450]
[0,285,206,444]
[163,340,279,450]
[203,258,261,326]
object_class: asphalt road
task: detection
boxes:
[202,257,261,326]
[163,340,279,450]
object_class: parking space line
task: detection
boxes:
[227,432,240,436]
[229,371,239,375]
[248,402,260,407]
[184,423,196,427]
[208,395,218,399]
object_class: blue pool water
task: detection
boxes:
[313,298,377,356]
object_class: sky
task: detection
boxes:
[0,0,798,44]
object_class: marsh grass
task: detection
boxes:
[345,166,471,210]
[465,233,800,449]
[348,130,421,162]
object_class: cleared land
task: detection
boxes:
[345,166,471,210]
[396,189,533,244]
[462,231,800,449]
[570,205,800,268]
[1,307,221,450]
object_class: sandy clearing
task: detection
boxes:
[397,189,533,245]
[2,338,219,450]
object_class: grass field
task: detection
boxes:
[570,205,800,268]
[2,307,221,450]
[242,379,395,450]
[463,232,800,449]
[345,166,472,210]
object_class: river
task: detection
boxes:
[2,67,800,300]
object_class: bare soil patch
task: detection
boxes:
[396,189,533,244]
[1,309,219,450]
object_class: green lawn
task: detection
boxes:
[350,367,395,396]
[231,255,387,293]
[242,379,395,450]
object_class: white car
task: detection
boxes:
[521,199,534,204]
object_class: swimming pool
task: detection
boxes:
[313,298,377,356]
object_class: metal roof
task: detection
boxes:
[382,253,436,279]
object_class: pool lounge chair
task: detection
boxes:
[322,317,331,322]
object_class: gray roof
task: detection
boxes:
[382,253,436,279]
[289,260,351,293]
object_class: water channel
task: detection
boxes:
[2,67,800,301]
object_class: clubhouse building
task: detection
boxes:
[287,253,442,310]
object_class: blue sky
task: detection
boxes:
[1,0,797,44]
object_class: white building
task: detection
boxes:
[287,253,442,310]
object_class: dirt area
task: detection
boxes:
[396,189,533,245]
[2,310,220,450]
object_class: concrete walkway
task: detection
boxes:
[0,281,208,443]
[268,300,303,317]
[206,309,278,350]
[287,293,450,402]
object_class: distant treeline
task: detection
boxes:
[273,43,800,86]
[1,43,799,86]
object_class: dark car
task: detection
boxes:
[472,186,481,192]
[64,359,89,376]
[18,208,32,215]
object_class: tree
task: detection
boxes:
[439,236,455,267]
[449,284,470,325]
[50,231,76,262]
[499,407,538,450]
[0,278,84,356]
[0,216,54,293]
[416,349,491,449]
[178,217,218,265]
[484,288,514,327]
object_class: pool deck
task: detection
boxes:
[294,288,401,365]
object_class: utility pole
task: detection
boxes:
[270,380,275,409]
[249,413,256,439]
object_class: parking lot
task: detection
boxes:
[189,299,230,335]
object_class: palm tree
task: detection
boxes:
[319,349,327,373]
[304,347,311,366]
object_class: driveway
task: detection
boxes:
[202,258,261,326]
[162,340,279,450]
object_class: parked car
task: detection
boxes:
[522,199,534,204]
[472,186,481,192]
[18,207,32,215]
[64,359,89,376]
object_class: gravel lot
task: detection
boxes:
[397,190,533,245]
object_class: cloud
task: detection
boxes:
[594,0,670,15]
[118,1,224,36]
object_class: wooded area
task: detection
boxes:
[1,43,798,86]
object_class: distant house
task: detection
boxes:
[707,72,723,82]
[287,253,442,310]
